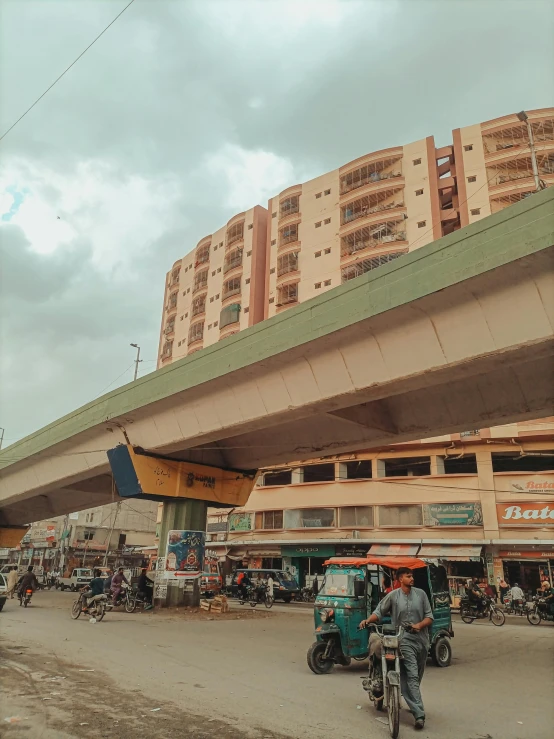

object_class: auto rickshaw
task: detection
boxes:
[307,556,453,674]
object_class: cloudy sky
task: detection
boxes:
[0,0,552,446]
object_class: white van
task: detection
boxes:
[57,568,93,591]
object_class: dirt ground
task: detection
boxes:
[1,641,285,739]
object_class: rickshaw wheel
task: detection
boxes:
[431,636,452,667]
[307,642,335,675]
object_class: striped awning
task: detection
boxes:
[418,544,482,562]
[369,544,420,557]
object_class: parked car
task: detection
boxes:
[230,569,300,603]
[57,568,93,591]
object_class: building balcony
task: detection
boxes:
[340,221,407,259]
[222,276,242,301]
[340,157,403,198]
[219,302,241,330]
[187,321,204,345]
[276,283,298,308]
[166,294,178,312]
[226,221,245,250]
[277,252,299,278]
[340,187,405,228]
[341,251,407,283]
[164,322,175,336]
[279,194,300,222]
[191,296,206,318]
[223,250,243,275]
[160,340,174,360]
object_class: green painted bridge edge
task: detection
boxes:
[1,188,553,470]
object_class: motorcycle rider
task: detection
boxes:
[539,580,554,616]
[509,582,525,611]
[111,567,129,605]
[81,568,106,611]
[466,577,485,614]
[359,567,433,731]
[17,566,39,601]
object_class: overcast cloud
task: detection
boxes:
[0,0,552,445]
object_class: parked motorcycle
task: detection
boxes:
[71,592,107,622]
[527,595,554,625]
[19,588,33,608]
[460,595,505,626]
[362,623,407,738]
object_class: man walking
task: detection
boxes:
[6,568,19,598]
[360,567,433,731]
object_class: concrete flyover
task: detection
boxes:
[1,188,553,525]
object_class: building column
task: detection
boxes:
[372,458,386,478]
[431,455,445,475]
[476,451,499,540]
[291,468,304,484]
[154,499,208,609]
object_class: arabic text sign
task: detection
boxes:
[423,503,483,526]
[497,502,554,526]
[165,530,205,579]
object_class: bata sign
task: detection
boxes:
[510,479,554,493]
[497,502,554,526]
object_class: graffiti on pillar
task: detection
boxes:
[154,583,168,599]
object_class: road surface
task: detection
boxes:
[1,590,551,738]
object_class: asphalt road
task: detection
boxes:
[1,590,552,739]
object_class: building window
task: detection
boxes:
[83,529,95,541]
[271,239,276,245]
[491,452,554,473]
[272,212,277,218]
[255,510,283,530]
[217,267,221,273]
[324,218,331,225]
[314,282,321,289]
[340,506,374,528]
[188,321,204,344]
[315,221,322,228]
[214,320,218,327]
[215,293,220,299]
[210,297,214,303]
[247,250,252,256]
[315,192,322,198]
[185,312,188,318]
[470,208,481,215]
[324,279,331,286]
[379,505,423,527]
[248,224,253,230]
[280,195,300,218]
[244,306,249,313]
[269,297,274,304]
[341,459,372,479]
[468,175,477,182]
[219,303,241,329]
[207,324,212,330]
[277,282,298,306]
[444,454,478,474]
[324,189,331,195]
[263,469,292,486]
[464,144,473,151]
[245,277,250,284]
[324,248,331,254]
[284,507,336,529]
[222,276,241,300]
[417,220,426,228]
[277,251,299,277]
[303,463,335,483]
[191,294,206,317]
[279,223,299,245]
[213,245,217,251]
[384,456,431,477]
[315,250,322,257]
[212,271,216,276]
[413,158,422,165]
[180,315,184,321]
[415,189,423,196]
[270,267,275,274]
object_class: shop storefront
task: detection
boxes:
[496,549,554,596]
[281,545,336,588]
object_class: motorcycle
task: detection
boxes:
[19,588,33,608]
[71,592,107,622]
[503,595,526,616]
[361,623,406,739]
[527,595,554,625]
[460,595,505,626]
[248,584,273,609]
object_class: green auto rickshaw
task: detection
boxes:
[307,556,453,674]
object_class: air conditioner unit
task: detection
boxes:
[352,530,361,539]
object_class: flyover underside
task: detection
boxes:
[1,239,553,526]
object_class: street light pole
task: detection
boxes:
[130,343,142,381]
[517,110,544,192]
[0,427,4,450]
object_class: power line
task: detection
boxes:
[0,0,136,142]
[94,363,134,398]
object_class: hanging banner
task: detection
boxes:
[164,530,205,579]
[423,503,483,527]
[107,445,255,507]
[228,512,252,532]
[496,502,554,526]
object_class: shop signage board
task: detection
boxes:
[423,503,483,526]
[281,545,336,558]
[335,545,368,558]
[165,530,205,579]
[499,550,554,559]
[509,477,554,493]
[496,502,554,526]
[228,513,252,532]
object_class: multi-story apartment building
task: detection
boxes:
[158,205,268,364]
[159,108,554,596]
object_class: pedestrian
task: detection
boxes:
[312,575,319,597]
[360,567,433,731]
[499,578,510,604]
[488,581,498,603]
[6,568,18,599]
[266,573,274,599]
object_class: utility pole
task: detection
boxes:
[103,501,121,567]
[517,111,544,192]
[130,343,142,381]
[0,427,4,450]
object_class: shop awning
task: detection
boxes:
[418,544,483,562]
[369,544,420,557]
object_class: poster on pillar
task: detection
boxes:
[164,530,205,579]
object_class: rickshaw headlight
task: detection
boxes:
[319,608,334,623]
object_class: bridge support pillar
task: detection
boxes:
[154,499,208,609]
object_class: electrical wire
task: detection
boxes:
[0,0,136,142]
[94,363,134,398]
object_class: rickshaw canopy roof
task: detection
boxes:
[324,556,427,570]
